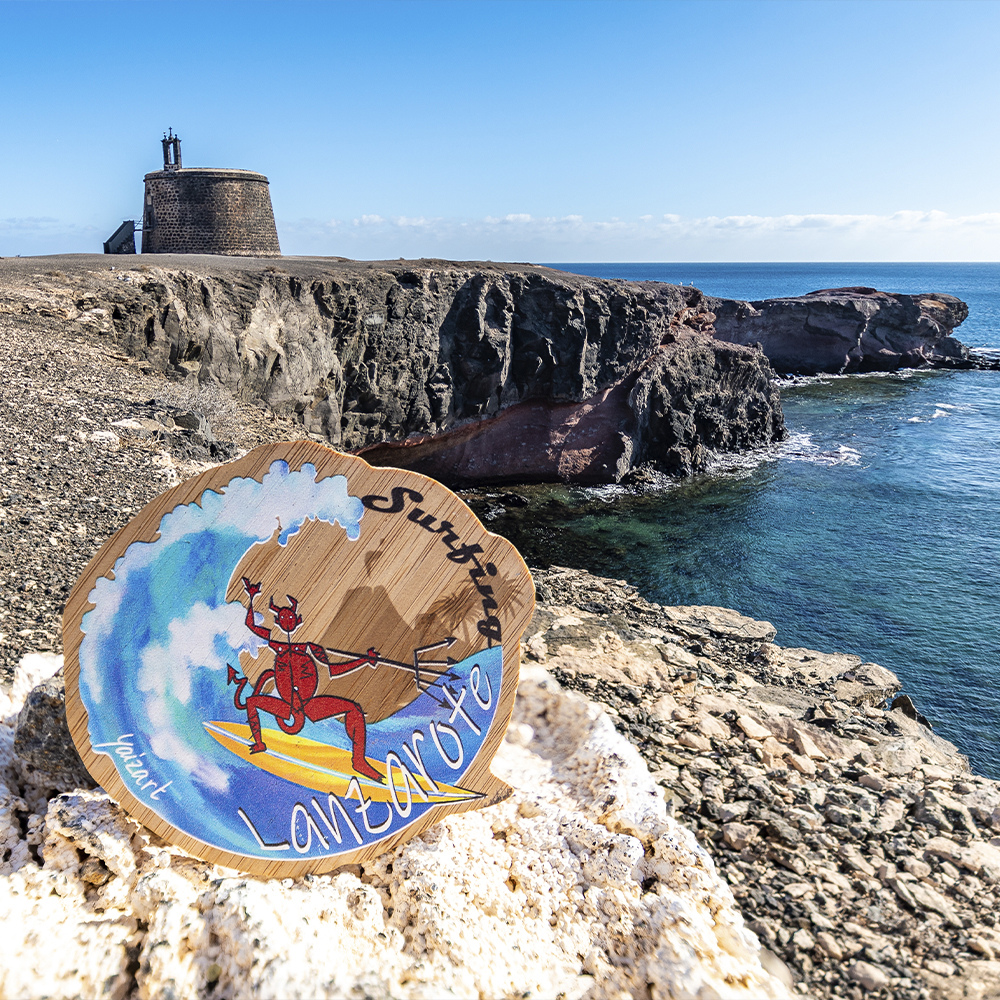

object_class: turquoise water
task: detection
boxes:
[480,263,1000,778]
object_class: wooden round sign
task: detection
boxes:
[63,441,534,876]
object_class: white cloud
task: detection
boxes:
[0,217,105,256]
[137,601,261,705]
[278,209,1000,262]
[147,691,230,792]
[8,206,999,262]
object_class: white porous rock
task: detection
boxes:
[0,653,142,999]
[0,656,790,1000]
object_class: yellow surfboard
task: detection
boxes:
[204,721,481,804]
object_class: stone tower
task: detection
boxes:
[141,131,281,257]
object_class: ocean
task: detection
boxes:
[471,263,1000,779]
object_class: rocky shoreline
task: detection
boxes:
[5,564,999,998]
[0,255,786,486]
[0,256,978,491]
[710,286,973,375]
[526,567,1000,1000]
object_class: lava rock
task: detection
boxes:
[711,287,970,374]
[1,257,787,486]
[13,667,94,790]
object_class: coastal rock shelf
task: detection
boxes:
[7,568,1000,999]
[0,295,994,995]
[0,255,786,485]
[527,567,1000,1000]
[711,286,972,375]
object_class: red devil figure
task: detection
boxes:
[229,577,383,782]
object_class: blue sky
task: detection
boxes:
[2,0,999,261]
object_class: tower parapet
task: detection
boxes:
[141,134,280,257]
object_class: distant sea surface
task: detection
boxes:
[487,263,1000,778]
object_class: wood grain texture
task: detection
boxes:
[63,441,534,876]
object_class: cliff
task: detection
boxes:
[2,259,975,483]
[0,255,784,485]
[710,286,972,375]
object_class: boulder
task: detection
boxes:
[848,960,891,991]
[925,836,1000,882]
[13,664,95,791]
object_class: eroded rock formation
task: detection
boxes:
[1,260,979,486]
[710,287,971,374]
[526,567,1000,1000]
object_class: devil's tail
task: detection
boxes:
[227,664,250,711]
[275,707,306,735]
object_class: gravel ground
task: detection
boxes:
[0,307,292,682]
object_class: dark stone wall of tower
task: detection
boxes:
[141,169,281,257]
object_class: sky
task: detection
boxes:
[2,0,999,262]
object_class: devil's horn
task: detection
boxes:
[287,595,298,612]
[269,596,280,614]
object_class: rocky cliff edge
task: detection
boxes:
[0,255,784,484]
[7,566,1000,1000]
[3,258,977,482]
[2,648,791,1000]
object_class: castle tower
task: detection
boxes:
[141,131,281,256]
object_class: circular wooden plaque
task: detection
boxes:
[63,442,534,876]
